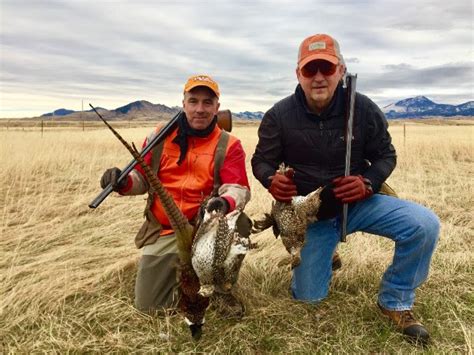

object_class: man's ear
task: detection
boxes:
[336,64,346,82]
[295,67,302,81]
[338,64,346,75]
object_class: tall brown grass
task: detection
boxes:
[1,121,473,353]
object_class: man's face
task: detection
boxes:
[182,86,220,130]
[296,59,345,113]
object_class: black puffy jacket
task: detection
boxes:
[251,83,396,196]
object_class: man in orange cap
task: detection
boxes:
[252,34,440,345]
[100,74,251,318]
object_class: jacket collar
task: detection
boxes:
[295,83,345,120]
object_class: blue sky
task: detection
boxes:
[0,0,472,118]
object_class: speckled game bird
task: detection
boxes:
[191,209,250,297]
[252,163,322,268]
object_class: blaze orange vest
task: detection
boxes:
[148,125,237,235]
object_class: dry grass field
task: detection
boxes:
[1,120,473,353]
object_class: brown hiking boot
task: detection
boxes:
[210,292,245,320]
[378,303,430,345]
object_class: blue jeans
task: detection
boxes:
[291,194,440,311]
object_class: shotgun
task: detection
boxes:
[88,105,233,209]
[88,105,182,208]
[341,73,357,242]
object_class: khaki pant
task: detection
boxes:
[134,213,252,312]
[134,234,180,312]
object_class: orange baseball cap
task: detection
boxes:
[183,74,220,98]
[297,34,342,69]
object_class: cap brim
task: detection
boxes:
[299,54,339,69]
[185,83,219,98]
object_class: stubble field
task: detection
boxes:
[0,120,473,353]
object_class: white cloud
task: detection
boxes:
[0,0,472,118]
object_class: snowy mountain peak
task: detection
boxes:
[383,96,473,118]
[395,96,435,107]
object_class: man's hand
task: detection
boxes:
[100,167,127,191]
[333,175,373,203]
[268,168,297,203]
[206,197,229,214]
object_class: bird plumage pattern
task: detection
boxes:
[252,163,322,268]
[192,209,250,297]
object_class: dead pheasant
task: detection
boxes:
[191,209,250,297]
[252,163,322,268]
[96,112,207,339]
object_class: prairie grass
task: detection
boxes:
[1,121,473,353]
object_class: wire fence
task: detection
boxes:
[0,120,166,133]
[0,117,260,134]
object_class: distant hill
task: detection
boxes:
[113,100,178,117]
[40,100,262,121]
[382,96,473,118]
[42,108,76,117]
[233,111,265,120]
[42,107,107,119]
[40,96,473,121]
[40,101,179,121]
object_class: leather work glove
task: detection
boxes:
[268,168,297,203]
[206,197,229,214]
[332,175,373,204]
[100,167,127,191]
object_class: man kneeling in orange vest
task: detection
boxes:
[100,75,251,318]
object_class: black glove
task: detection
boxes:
[315,184,343,220]
[206,197,229,214]
[100,167,127,191]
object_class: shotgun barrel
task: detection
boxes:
[88,106,182,208]
[88,106,233,209]
[341,73,357,242]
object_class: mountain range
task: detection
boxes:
[41,96,473,121]
[382,96,473,118]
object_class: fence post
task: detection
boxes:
[41,120,44,137]
[403,123,406,146]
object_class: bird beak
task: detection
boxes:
[189,323,203,340]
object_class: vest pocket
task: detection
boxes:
[135,209,163,249]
